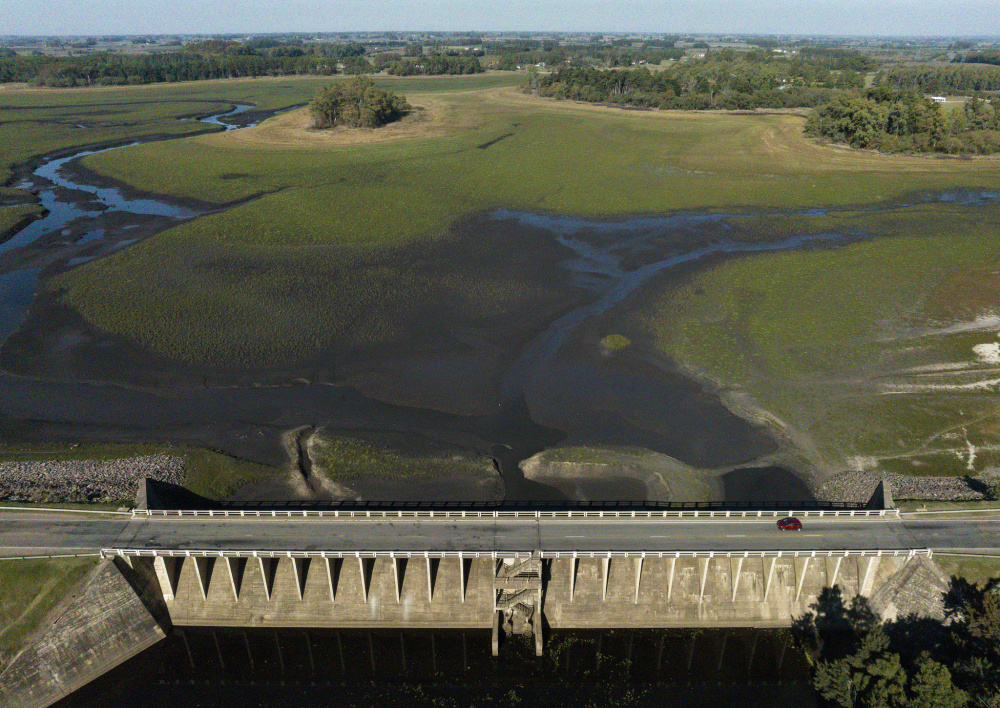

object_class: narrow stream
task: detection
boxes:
[0,103,260,342]
[1,103,998,503]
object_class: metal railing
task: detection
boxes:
[101,547,930,560]
[133,508,898,520]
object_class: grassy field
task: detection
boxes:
[310,433,489,480]
[0,441,274,500]
[41,78,1000,365]
[7,75,1000,483]
[0,556,99,672]
[644,202,1000,475]
[933,554,1000,587]
[0,204,43,241]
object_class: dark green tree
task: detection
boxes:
[309,76,410,129]
[909,656,967,708]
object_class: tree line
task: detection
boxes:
[955,51,1000,67]
[0,40,482,87]
[386,55,484,76]
[525,52,859,111]
[887,65,1000,94]
[805,87,999,154]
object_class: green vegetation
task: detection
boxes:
[805,87,999,153]
[957,51,1000,67]
[799,577,1000,707]
[0,203,43,240]
[934,555,1000,587]
[0,556,99,671]
[599,334,632,353]
[645,204,1000,473]
[34,77,996,366]
[0,441,274,500]
[310,77,410,128]
[311,435,487,480]
[0,77,349,190]
[531,63,838,111]
[386,55,483,75]
[889,64,1000,93]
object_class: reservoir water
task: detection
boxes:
[52,627,816,708]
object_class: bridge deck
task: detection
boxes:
[0,512,996,557]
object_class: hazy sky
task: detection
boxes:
[3,0,999,37]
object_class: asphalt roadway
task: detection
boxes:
[0,512,997,557]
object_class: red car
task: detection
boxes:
[777,517,802,531]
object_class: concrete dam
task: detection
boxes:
[113,546,938,651]
[0,483,964,708]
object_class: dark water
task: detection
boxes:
[52,627,816,708]
[723,467,816,504]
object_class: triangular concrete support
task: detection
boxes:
[459,555,471,603]
[291,557,310,601]
[258,557,277,601]
[569,557,578,602]
[794,556,811,602]
[358,557,375,603]
[602,557,611,601]
[667,557,676,601]
[826,556,843,591]
[325,557,343,602]
[153,556,182,602]
[763,557,777,601]
[731,557,744,603]
[192,557,214,601]
[225,557,247,601]
[426,557,439,602]
[392,556,407,603]
[634,557,643,604]
[860,556,880,595]
[698,558,710,604]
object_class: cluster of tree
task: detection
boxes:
[386,55,483,76]
[489,43,685,71]
[888,64,1000,93]
[309,76,410,129]
[795,46,880,72]
[341,56,374,74]
[0,51,342,85]
[797,578,1000,707]
[301,41,366,59]
[526,54,852,111]
[956,51,1000,67]
[0,39,392,86]
[805,87,1000,154]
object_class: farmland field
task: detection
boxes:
[2,73,1000,504]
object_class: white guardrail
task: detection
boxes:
[102,547,931,560]
[133,508,899,520]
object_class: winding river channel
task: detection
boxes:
[2,103,999,503]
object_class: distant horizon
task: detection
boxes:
[3,30,1000,40]
[3,0,999,39]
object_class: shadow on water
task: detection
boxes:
[53,627,817,708]
[722,467,816,504]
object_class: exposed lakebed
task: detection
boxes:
[3,105,997,504]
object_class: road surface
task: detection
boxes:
[0,512,996,556]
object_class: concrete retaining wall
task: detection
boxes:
[0,559,167,708]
